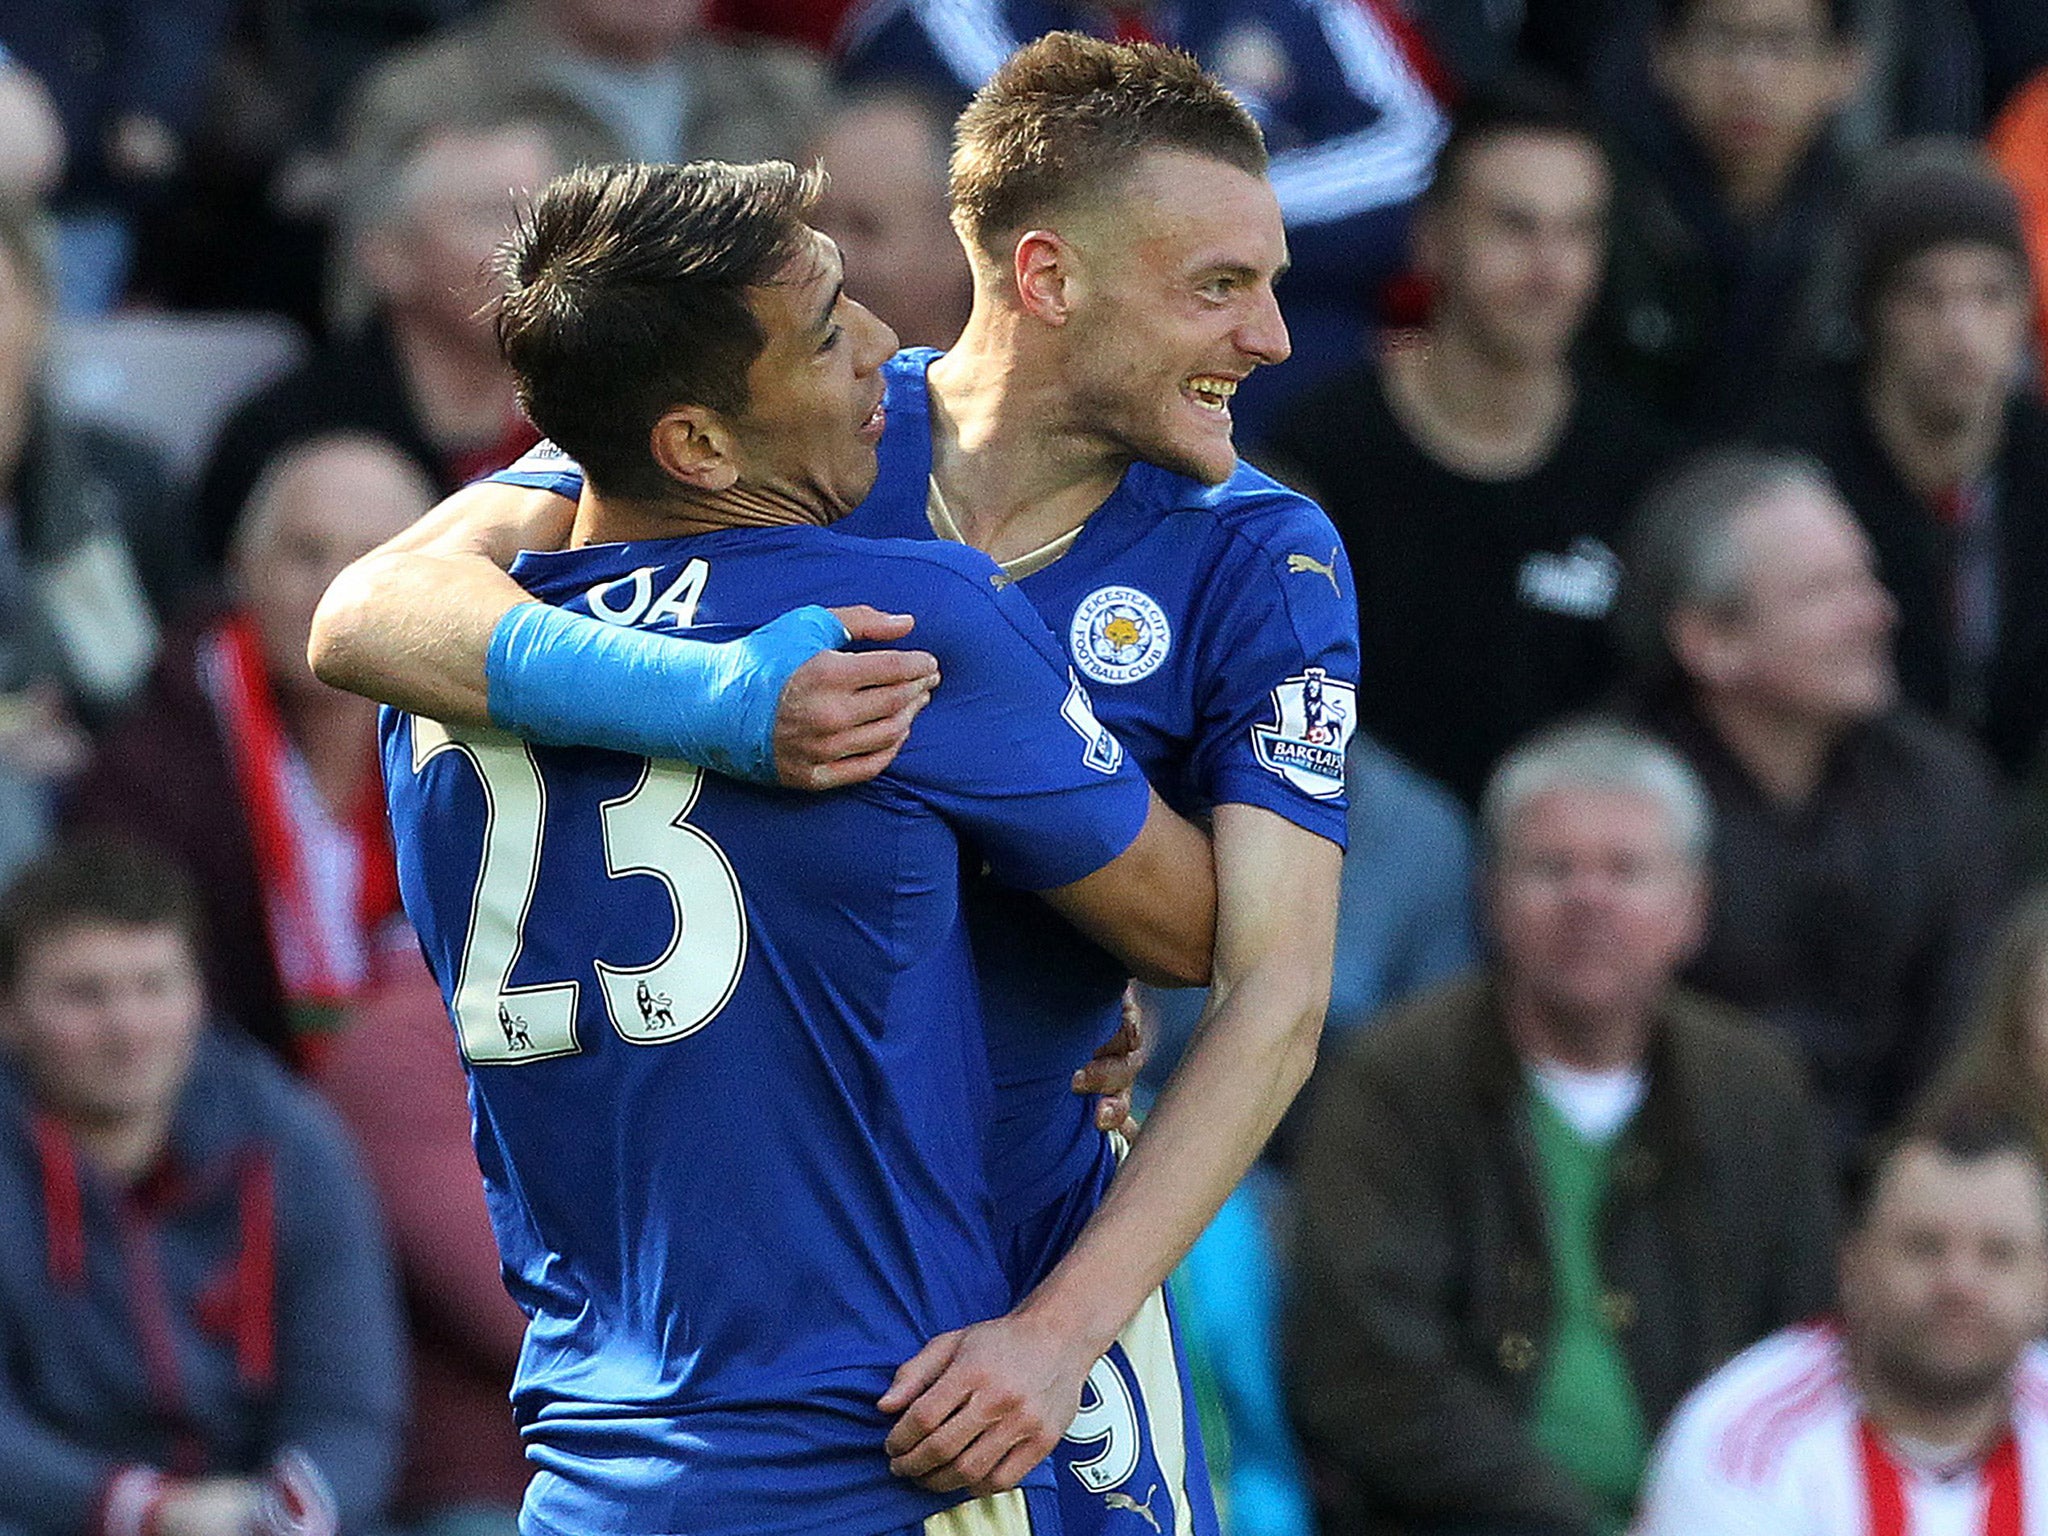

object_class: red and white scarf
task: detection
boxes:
[200,612,398,1060]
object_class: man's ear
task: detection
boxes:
[1014,229,1081,326]
[649,405,739,494]
[1669,602,1743,692]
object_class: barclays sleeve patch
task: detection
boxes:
[1252,667,1355,799]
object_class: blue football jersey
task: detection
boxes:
[383,525,1150,1536]
[493,349,1361,1263]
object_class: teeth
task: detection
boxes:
[1186,377,1238,411]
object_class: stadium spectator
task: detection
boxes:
[1616,446,2010,1152]
[319,954,527,1536]
[1266,74,1675,809]
[1590,0,1867,433]
[190,119,552,573]
[1989,68,2048,400]
[0,836,403,1535]
[338,0,827,219]
[808,85,971,352]
[0,199,174,881]
[0,43,63,199]
[1763,142,2048,778]
[836,0,1448,435]
[1287,717,1836,1536]
[1636,1093,2048,1535]
[0,0,238,312]
[68,434,429,1063]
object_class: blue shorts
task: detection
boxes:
[1003,1135,1222,1536]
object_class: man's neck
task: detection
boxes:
[1381,326,1573,480]
[1713,145,1803,226]
[572,484,832,548]
[1696,687,1845,807]
[388,311,519,453]
[1500,978,1651,1073]
[924,315,1132,566]
[66,1107,172,1186]
[1855,1349,2013,1464]
[1866,369,2007,505]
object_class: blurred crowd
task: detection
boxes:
[2,0,2048,1533]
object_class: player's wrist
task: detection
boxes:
[484,601,847,781]
[1011,1269,1131,1367]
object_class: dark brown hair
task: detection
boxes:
[0,837,203,987]
[492,159,824,500]
[948,32,1267,260]
[1846,1079,2048,1232]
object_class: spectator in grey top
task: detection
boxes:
[1617,445,2010,1152]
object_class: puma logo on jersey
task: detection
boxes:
[1104,1485,1163,1533]
[1286,547,1341,595]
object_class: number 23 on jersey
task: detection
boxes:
[409,716,749,1066]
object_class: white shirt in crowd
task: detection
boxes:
[1636,1323,2048,1536]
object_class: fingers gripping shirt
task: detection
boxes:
[380,524,1148,1536]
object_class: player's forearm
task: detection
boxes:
[310,549,527,724]
[308,481,575,722]
[1018,957,1325,1357]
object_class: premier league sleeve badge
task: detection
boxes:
[1252,667,1356,799]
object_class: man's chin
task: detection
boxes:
[1146,435,1239,486]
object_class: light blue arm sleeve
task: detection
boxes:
[485,601,847,783]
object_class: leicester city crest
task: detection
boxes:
[1070,585,1172,686]
[1253,667,1356,799]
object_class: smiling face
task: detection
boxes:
[1679,476,1898,726]
[1056,149,1291,485]
[717,230,898,520]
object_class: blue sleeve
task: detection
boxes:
[486,439,587,502]
[882,549,1152,891]
[1187,497,1361,849]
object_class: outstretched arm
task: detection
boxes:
[881,803,1333,1492]
[310,480,940,788]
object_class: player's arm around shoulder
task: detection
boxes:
[310,466,938,786]
[309,476,576,724]
[884,543,1217,987]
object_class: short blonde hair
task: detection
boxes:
[948,33,1266,261]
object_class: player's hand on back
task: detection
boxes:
[1072,984,1149,1136]
[879,1313,1098,1499]
[774,607,940,791]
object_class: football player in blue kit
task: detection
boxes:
[387,158,1223,1536]
[314,35,1356,1536]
